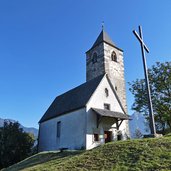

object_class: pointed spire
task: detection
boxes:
[102,21,104,30]
[91,29,115,49]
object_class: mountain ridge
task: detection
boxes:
[0,118,38,138]
[129,112,150,138]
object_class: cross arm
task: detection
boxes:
[133,30,150,53]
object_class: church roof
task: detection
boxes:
[92,108,129,120]
[39,75,104,123]
[92,29,115,48]
[87,29,123,52]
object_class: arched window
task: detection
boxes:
[92,52,97,63]
[105,88,109,97]
[111,51,117,62]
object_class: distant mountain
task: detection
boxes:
[0,118,38,138]
[129,112,150,138]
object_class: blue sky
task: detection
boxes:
[0,0,170,128]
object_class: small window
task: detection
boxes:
[104,103,110,110]
[57,121,61,138]
[115,86,117,91]
[92,52,97,63]
[94,134,99,141]
[111,51,117,62]
[105,88,109,97]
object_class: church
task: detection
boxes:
[38,28,130,151]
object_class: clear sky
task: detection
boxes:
[0,0,170,128]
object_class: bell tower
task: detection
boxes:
[86,29,128,113]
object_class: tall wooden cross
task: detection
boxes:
[133,26,156,135]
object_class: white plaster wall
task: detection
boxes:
[119,120,129,139]
[39,108,86,152]
[86,76,128,149]
[87,76,123,113]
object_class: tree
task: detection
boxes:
[129,62,171,134]
[134,128,143,139]
[0,121,35,169]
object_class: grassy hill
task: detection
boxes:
[3,136,171,171]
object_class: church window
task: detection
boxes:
[57,121,61,138]
[104,103,110,110]
[111,51,117,62]
[94,134,99,141]
[105,88,109,97]
[92,52,97,63]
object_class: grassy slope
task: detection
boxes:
[3,136,171,171]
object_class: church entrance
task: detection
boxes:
[104,131,112,143]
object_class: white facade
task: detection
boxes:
[39,108,86,151]
[86,76,128,149]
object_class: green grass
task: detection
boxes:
[3,136,171,171]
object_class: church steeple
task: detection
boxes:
[86,29,127,113]
[87,29,122,54]
[91,29,115,49]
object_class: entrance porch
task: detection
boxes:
[87,108,130,149]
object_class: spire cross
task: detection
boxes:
[133,25,156,136]
[102,21,104,30]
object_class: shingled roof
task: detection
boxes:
[87,29,123,52]
[39,75,104,123]
[92,108,129,120]
[92,29,115,49]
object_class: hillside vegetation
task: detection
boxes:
[3,136,171,171]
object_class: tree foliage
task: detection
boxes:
[134,128,143,139]
[0,121,35,169]
[129,62,171,134]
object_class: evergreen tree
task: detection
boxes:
[0,121,35,169]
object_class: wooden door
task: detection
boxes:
[104,131,111,143]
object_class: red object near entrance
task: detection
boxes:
[104,131,112,143]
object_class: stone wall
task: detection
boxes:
[103,43,127,113]
[86,43,105,81]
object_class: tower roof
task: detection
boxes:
[92,29,115,48]
[87,29,123,52]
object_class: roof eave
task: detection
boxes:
[86,41,123,54]
[92,108,130,120]
[39,106,86,123]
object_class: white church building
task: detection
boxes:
[38,29,130,151]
